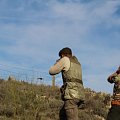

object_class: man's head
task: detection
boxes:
[59,47,72,58]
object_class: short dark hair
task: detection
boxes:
[59,47,72,57]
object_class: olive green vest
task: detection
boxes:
[61,56,85,100]
[113,75,120,100]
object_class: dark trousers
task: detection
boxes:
[107,105,120,120]
[59,99,83,120]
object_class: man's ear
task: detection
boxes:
[61,54,64,58]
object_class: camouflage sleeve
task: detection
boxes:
[114,74,120,83]
[107,72,117,83]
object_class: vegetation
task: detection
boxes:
[0,79,111,120]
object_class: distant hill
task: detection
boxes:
[0,79,111,120]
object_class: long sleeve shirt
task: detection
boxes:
[49,56,70,75]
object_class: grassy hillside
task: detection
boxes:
[0,79,111,120]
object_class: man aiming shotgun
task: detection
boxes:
[49,47,85,120]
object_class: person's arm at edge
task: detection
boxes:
[107,72,118,83]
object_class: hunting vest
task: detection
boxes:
[61,56,85,100]
[113,75,120,100]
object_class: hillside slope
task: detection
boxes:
[0,79,110,120]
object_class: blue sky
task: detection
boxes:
[0,0,120,94]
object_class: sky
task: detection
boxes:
[0,0,120,94]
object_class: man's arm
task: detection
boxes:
[108,67,120,83]
[107,72,117,83]
[49,57,70,75]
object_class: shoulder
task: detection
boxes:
[60,56,70,65]
[70,56,81,65]
[61,57,70,71]
[62,56,70,61]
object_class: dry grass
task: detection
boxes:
[0,79,110,120]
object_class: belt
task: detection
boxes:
[111,100,120,105]
[65,78,83,84]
